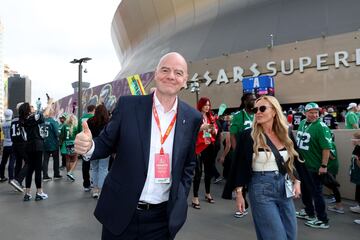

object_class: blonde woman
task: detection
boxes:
[231,96,303,240]
[60,114,78,181]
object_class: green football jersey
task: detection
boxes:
[345,111,359,129]
[230,109,254,134]
[41,117,60,151]
[296,119,332,172]
[60,124,78,155]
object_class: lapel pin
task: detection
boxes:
[182,119,186,124]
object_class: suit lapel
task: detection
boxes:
[172,101,187,171]
[136,94,153,170]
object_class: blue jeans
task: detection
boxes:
[91,157,109,189]
[249,171,297,240]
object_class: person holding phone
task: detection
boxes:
[191,97,218,209]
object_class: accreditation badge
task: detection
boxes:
[154,153,171,183]
[203,130,212,145]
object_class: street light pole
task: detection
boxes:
[70,57,91,122]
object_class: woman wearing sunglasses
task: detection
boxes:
[231,95,302,240]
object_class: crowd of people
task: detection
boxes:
[0,52,359,239]
[0,100,112,201]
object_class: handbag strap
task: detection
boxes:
[264,134,287,175]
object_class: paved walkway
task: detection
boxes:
[0,165,359,240]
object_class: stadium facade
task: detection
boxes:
[57,0,360,113]
[111,0,360,109]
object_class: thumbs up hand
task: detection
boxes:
[75,121,93,155]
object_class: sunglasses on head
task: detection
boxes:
[251,105,271,114]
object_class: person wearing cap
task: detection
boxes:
[345,103,359,129]
[295,102,331,229]
[0,109,16,184]
[322,107,338,130]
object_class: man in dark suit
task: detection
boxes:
[75,52,202,240]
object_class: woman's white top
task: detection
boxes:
[252,149,289,172]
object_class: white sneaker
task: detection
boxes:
[234,209,249,218]
[67,172,75,181]
[35,192,48,201]
[354,219,360,224]
[328,205,345,214]
[9,180,24,193]
[305,218,330,229]
[92,192,100,199]
[296,209,316,221]
[350,205,360,214]
[23,193,32,201]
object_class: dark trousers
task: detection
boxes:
[193,144,216,197]
[61,153,66,167]
[101,204,169,240]
[43,150,60,177]
[324,175,342,203]
[82,157,91,188]
[356,184,360,204]
[25,151,43,189]
[13,143,28,185]
[0,146,16,180]
[301,171,328,222]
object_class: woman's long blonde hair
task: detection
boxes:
[65,114,78,136]
[251,96,299,175]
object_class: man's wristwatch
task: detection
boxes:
[321,164,327,168]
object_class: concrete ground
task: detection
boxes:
[0,164,359,240]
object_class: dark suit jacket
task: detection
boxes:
[90,94,202,239]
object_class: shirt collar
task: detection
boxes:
[154,91,178,114]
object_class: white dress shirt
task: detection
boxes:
[139,92,177,204]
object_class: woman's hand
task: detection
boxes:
[235,190,246,213]
[293,180,301,198]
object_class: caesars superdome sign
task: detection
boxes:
[191,48,360,86]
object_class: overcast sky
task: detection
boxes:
[0,0,122,106]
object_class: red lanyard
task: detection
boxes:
[152,103,177,154]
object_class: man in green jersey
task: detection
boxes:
[296,102,331,229]
[345,103,359,129]
[80,105,95,191]
[230,93,256,149]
